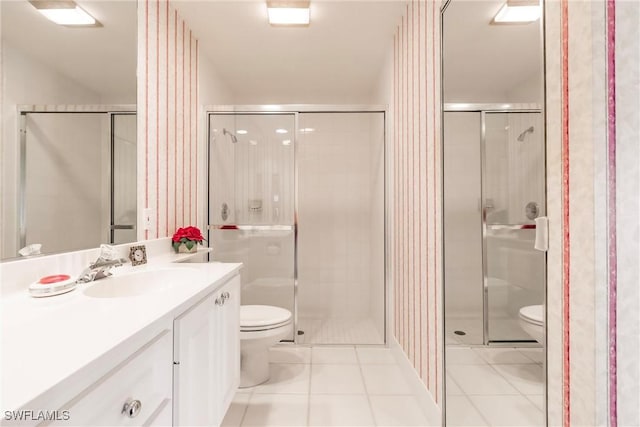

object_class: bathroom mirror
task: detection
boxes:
[0,0,137,260]
[441,0,546,425]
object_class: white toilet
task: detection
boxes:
[518,304,544,344]
[240,305,293,388]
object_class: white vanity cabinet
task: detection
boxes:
[2,259,243,427]
[173,275,240,427]
[46,329,173,427]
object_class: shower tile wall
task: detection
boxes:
[297,113,385,344]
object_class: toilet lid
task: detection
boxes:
[519,305,544,326]
[240,305,292,330]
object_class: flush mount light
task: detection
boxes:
[491,0,540,24]
[275,129,289,134]
[237,130,248,135]
[29,0,101,27]
[267,0,310,26]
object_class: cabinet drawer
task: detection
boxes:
[47,330,172,427]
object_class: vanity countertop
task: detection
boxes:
[1,261,242,413]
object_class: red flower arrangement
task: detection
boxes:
[172,226,206,253]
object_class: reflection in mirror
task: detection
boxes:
[441,1,546,425]
[1,1,137,260]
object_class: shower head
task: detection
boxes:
[223,128,238,143]
[517,126,535,142]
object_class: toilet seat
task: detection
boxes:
[241,305,292,332]
[519,305,544,326]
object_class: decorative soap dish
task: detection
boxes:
[28,275,77,298]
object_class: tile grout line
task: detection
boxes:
[306,346,314,427]
[447,347,544,425]
[237,387,253,427]
[468,358,545,424]
[459,392,492,427]
[355,346,380,427]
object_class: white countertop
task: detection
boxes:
[1,261,241,412]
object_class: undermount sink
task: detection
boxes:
[83,267,203,298]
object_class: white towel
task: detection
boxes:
[534,216,549,252]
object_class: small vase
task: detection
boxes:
[176,242,198,253]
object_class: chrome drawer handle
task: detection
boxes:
[122,399,142,418]
[215,296,224,306]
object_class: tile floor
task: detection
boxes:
[221,345,438,427]
[445,346,544,427]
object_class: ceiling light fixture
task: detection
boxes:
[491,0,540,24]
[237,130,248,135]
[267,1,310,26]
[275,129,289,134]
[29,0,101,27]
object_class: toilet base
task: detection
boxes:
[518,318,544,344]
[240,347,270,388]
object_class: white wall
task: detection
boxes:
[1,43,104,259]
[445,70,543,105]
[199,52,235,107]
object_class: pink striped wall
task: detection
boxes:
[138,0,199,240]
[545,1,639,425]
[392,0,442,405]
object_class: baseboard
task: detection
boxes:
[389,337,442,426]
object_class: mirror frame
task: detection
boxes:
[438,0,548,425]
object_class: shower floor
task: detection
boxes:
[446,316,533,345]
[296,317,384,345]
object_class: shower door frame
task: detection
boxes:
[205,105,389,345]
[17,105,136,250]
[443,103,546,346]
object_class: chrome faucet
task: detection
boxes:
[76,245,128,283]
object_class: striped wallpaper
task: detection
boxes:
[545,1,639,426]
[137,0,199,240]
[391,0,442,405]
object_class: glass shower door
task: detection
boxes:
[111,113,137,244]
[208,113,296,341]
[297,112,385,345]
[483,112,545,342]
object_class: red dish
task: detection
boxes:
[38,274,71,285]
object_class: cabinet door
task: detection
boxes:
[173,294,216,426]
[48,330,173,427]
[215,276,240,423]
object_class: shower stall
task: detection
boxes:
[208,108,386,345]
[443,105,546,345]
[18,109,136,256]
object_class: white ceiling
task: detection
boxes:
[443,0,543,102]
[1,0,137,102]
[174,1,407,104]
[1,0,542,106]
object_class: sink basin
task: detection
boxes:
[83,267,203,298]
